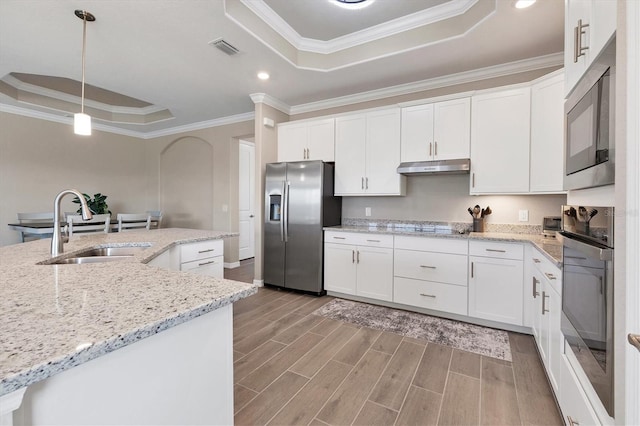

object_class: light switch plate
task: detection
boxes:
[518,209,529,222]
[365,207,371,217]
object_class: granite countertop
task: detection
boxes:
[0,228,257,396]
[325,224,562,266]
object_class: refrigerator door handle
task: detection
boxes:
[283,181,290,242]
[280,181,286,242]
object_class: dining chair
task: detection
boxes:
[117,213,152,232]
[16,212,54,242]
[146,210,163,229]
[67,214,111,236]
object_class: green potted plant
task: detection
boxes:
[72,193,111,215]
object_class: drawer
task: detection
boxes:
[180,240,223,263]
[394,249,467,286]
[325,231,393,248]
[394,235,468,255]
[531,247,561,294]
[181,255,224,278]
[469,240,524,260]
[394,277,467,315]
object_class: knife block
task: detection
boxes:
[473,218,485,232]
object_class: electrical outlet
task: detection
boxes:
[365,207,371,217]
[518,209,529,222]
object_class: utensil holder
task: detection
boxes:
[473,218,485,232]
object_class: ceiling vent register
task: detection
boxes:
[209,38,240,55]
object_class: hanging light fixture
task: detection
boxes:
[73,10,95,136]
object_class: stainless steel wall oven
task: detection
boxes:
[558,205,614,416]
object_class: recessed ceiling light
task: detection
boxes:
[515,0,536,9]
[331,0,375,10]
[257,72,270,80]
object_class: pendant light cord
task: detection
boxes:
[81,14,87,114]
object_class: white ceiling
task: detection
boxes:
[0,0,564,138]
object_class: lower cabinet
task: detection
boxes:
[393,235,468,315]
[148,239,224,278]
[468,241,524,326]
[324,232,394,301]
[560,354,602,426]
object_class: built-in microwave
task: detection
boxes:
[564,38,616,191]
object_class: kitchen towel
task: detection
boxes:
[313,298,512,361]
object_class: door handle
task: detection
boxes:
[542,291,549,315]
[629,334,640,352]
[365,177,369,190]
[352,250,355,264]
[361,177,364,190]
[280,181,286,242]
[249,215,254,218]
[532,276,539,298]
[434,141,437,156]
[356,250,360,264]
[420,265,436,269]
[429,142,432,156]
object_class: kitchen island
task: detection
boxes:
[0,229,256,425]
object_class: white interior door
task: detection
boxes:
[238,141,255,261]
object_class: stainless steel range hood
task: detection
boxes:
[397,159,470,175]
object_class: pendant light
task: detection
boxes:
[73,10,95,136]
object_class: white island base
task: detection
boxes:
[11,304,233,425]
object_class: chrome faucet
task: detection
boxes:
[51,189,92,257]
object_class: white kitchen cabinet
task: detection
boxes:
[179,240,224,278]
[470,87,531,194]
[393,235,468,316]
[565,0,616,96]
[530,71,565,193]
[468,241,524,326]
[334,108,405,196]
[277,118,335,162]
[401,97,470,162]
[560,354,602,426]
[324,231,394,301]
[528,247,563,396]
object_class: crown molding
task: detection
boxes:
[0,103,254,140]
[289,52,564,115]
[240,0,479,54]
[250,93,290,115]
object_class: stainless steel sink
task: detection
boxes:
[43,245,150,265]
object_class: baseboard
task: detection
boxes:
[224,261,240,269]
[253,279,264,287]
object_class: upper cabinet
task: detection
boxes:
[401,97,471,162]
[335,108,406,196]
[565,0,616,96]
[530,71,565,193]
[470,87,531,194]
[277,118,335,162]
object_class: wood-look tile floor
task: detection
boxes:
[231,286,562,426]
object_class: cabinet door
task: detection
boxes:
[335,114,367,195]
[469,256,524,325]
[307,118,335,162]
[565,0,591,95]
[278,122,307,162]
[590,0,616,71]
[324,243,357,295]
[470,88,531,194]
[356,246,393,301]
[530,72,565,193]
[365,108,404,195]
[400,103,434,162]
[531,269,544,351]
[547,284,562,394]
[560,355,601,426]
[434,97,470,160]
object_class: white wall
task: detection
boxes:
[0,112,149,246]
[342,174,566,225]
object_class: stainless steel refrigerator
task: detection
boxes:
[264,161,341,295]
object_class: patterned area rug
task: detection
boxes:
[313,299,512,361]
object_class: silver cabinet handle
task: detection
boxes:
[533,258,541,263]
[471,261,474,278]
[434,141,438,156]
[198,260,216,266]
[429,142,432,156]
[332,236,346,240]
[532,276,540,298]
[366,239,380,243]
[352,250,355,264]
[198,249,215,254]
[420,293,436,298]
[544,272,556,280]
[486,248,506,253]
[420,265,436,269]
[303,148,306,159]
[565,255,587,260]
[361,177,364,189]
[542,291,549,315]
[306,148,310,159]
[628,334,640,352]
[356,250,360,264]
[365,177,369,189]
[567,416,580,426]
[574,19,589,63]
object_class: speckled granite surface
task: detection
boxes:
[0,229,257,396]
[326,219,562,266]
